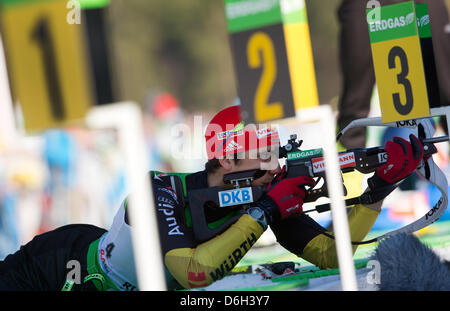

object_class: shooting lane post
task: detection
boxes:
[0,0,166,290]
[368,1,450,128]
[224,0,319,124]
[0,0,93,133]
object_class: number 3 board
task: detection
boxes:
[367,1,430,124]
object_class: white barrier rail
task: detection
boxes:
[338,107,450,137]
[294,105,358,291]
[86,102,166,291]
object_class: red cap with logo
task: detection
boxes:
[205,105,280,160]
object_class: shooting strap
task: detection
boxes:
[314,183,397,213]
[328,118,449,245]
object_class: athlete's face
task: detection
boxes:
[228,150,281,186]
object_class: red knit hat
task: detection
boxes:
[205,105,280,160]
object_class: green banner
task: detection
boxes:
[415,3,431,39]
[225,0,308,33]
[0,0,109,9]
[367,1,418,43]
[287,148,322,160]
[0,0,58,8]
[280,0,307,25]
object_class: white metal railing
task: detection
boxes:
[294,105,358,291]
[86,103,166,291]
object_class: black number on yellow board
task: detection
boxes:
[246,32,283,123]
[388,46,413,115]
[31,17,65,120]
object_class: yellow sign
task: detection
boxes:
[245,29,288,123]
[367,1,430,123]
[283,19,318,113]
[0,0,93,132]
[225,0,318,124]
[372,37,430,122]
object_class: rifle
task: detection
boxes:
[189,118,448,243]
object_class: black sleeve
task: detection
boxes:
[270,213,326,255]
[150,176,198,254]
[123,174,198,254]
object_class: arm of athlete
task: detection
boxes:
[151,174,263,289]
[155,174,314,289]
[272,134,423,269]
[298,201,381,269]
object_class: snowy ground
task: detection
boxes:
[188,109,450,291]
[189,247,450,291]
[186,228,450,291]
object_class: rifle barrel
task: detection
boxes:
[422,136,449,144]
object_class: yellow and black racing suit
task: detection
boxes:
[82,170,380,291]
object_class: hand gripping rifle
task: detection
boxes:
[189,117,448,244]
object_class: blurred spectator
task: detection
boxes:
[0,188,19,260]
[143,91,184,172]
[42,130,77,228]
[1,141,47,248]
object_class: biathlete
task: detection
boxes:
[0,105,424,290]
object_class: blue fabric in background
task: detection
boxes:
[43,130,77,188]
[0,193,19,259]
